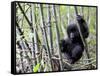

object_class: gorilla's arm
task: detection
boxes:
[77,15,89,38]
[60,38,71,53]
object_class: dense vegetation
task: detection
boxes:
[16,3,97,73]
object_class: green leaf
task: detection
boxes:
[33,63,40,72]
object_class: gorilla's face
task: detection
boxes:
[67,24,80,41]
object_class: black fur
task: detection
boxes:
[60,15,89,64]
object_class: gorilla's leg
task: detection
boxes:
[70,45,84,64]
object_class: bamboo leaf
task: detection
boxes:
[33,63,40,72]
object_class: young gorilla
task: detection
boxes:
[60,15,89,64]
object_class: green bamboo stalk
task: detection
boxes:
[80,7,84,17]
[58,6,67,39]
[39,4,52,71]
[30,4,37,69]
[47,5,54,55]
[53,5,63,71]
[31,4,40,72]
[87,7,90,26]
[67,6,70,25]
[16,5,25,73]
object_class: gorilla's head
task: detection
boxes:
[67,23,80,42]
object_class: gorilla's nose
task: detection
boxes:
[70,33,74,39]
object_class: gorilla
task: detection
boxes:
[60,15,89,64]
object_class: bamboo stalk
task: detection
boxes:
[53,5,63,71]
[16,21,31,51]
[47,5,54,55]
[67,6,70,25]
[58,6,67,39]
[16,32,24,73]
[80,7,84,17]
[31,4,40,72]
[16,26,32,72]
[20,4,25,72]
[30,4,37,69]
[74,6,92,67]
[39,4,53,71]
[17,3,33,31]
[87,7,90,26]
